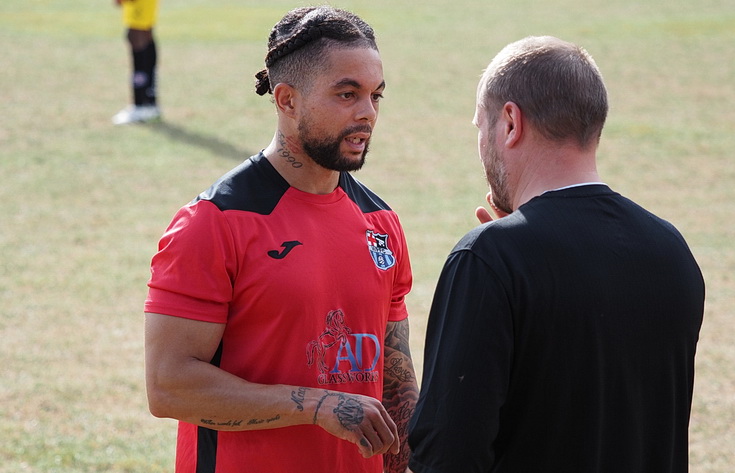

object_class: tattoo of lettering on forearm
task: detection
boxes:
[246,414,281,426]
[313,392,364,430]
[291,387,307,412]
[383,321,416,389]
[385,356,414,383]
[200,418,244,427]
[383,396,418,473]
[276,131,303,168]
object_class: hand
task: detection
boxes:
[313,391,400,458]
[475,191,509,224]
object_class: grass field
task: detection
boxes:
[1,0,733,471]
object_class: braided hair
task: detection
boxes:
[255,6,378,96]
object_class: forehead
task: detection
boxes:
[317,47,384,90]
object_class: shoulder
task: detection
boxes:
[455,211,528,251]
[196,153,290,214]
[339,172,392,213]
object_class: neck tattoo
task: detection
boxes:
[276,131,303,168]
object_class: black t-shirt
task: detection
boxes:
[409,185,704,473]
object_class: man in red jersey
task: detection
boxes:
[144,6,417,473]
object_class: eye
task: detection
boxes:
[372,93,384,102]
[338,92,355,99]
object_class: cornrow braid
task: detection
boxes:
[265,24,326,68]
[255,23,326,96]
[254,6,377,96]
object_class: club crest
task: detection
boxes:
[365,230,395,270]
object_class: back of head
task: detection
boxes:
[478,36,608,148]
[255,6,378,96]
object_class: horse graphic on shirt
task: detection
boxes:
[307,309,352,374]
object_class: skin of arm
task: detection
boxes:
[381,319,419,473]
[144,312,400,458]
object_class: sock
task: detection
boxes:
[132,40,157,106]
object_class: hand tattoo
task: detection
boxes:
[313,391,364,430]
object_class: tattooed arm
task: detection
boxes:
[382,319,419,473]
[145,312,399,458]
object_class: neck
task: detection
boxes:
[263,131,341,195]
[512,144,601,210]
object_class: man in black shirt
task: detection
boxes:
[408,36,704,473]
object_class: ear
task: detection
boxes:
[273,83,299,119]
[501,101,523,148]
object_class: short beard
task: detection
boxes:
[299,124,371,172]
[484,146,513,214]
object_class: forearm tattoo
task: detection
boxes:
[200,415,281,428]
[201,418,244,427]
[383,320,419,473]
[291,386,307,412]
[276,131,303,168]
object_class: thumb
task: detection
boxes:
[476,206,494,224]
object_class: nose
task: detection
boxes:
[356,95,378,123]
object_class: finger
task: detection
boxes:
[360,427,384,457]
[476,206,493,224]
[357,436,374,458]
[378,405,400,455]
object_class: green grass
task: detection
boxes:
[1,0,734,471]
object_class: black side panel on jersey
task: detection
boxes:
[194,153,290,214]
[195,341,224,473]
[339,171,392,213]
[196,428,217,473]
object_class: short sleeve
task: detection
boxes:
[144,200,237,323]
[387,213,412,322]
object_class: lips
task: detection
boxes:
[346,133,369,144]
[343,131,370,152]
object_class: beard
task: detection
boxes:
[298,120,372,173]
[483,144,513,214]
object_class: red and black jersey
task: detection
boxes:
[146,153,412,473]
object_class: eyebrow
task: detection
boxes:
[332,78,386,91]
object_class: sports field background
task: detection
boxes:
[1,0,733,471]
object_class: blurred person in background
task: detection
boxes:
[112,0,160,125]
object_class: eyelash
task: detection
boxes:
[339,92,384,102]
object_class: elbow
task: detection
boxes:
[146,385,173,419]
[147,394,169,419]
[145,372,180,419]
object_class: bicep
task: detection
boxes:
[145,312,225,372]
[384,319,412,358]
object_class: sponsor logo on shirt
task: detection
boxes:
[366,230,395,270]
[306,309,381,386]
